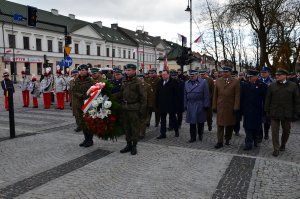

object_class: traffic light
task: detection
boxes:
[65,35,72,45]
[27,6,37,27]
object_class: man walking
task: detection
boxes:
[241,70,267,150]
[213,66,240,148]
[265,68,300,157]
[185,70,209,142]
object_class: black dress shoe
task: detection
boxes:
[175,131,179,137]
[156,135,166,139]
[120,144,132,153]
[272,150,279,157]
[131,145,137,155]
[155,123,159,127]
[214,143,223,149]
[74,127,82,132]
[225,140,230,145]
[139,135,144,140]
[167,127,173,131]
[79,140,87,147]
[243,146,252,151]
[279,145,285,151]
[188,139,196,143]
[208,126,212,131]
[264,135,269,140]
[84,141,93,147]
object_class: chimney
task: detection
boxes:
[94,21,102,28]
[69,14,75,19]
[111,23,118,30]
[51,9,59,15]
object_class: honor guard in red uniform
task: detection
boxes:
[29,74,40,108]
[40,68,53,109]
[54,66,67,109]
[19,67,30,107]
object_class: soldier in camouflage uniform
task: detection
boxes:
[72,64,95,147]
[118,64,147,155]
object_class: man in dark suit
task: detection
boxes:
[156,70,179,139]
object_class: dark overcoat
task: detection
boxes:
[184,78,209,124]
[156,78,179,114]
[240,80,267,130]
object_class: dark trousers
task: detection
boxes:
[83,130,94,142]
[217,126,234,144]
[169,112,183,128]
[245,129,258,147]
[234,111,242,133]
[190,123,204,140]
[160,112,178,136]
[148,110,160,126]
[271,119,291,151]
[206,106,213,128]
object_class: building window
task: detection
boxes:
[112,49,115,57]
[123,50,126,58]
[106,48,110,57]
[36,38,42,51]
[8,34,15,48]
[58,41,63,53]
[23,37,30,50]
[133,52,135,59]
[47,40,53,52]
[118,47,121,58]
[97,46,101,56]
[128,50,131,59]
[25,63,30,74]
[75,43,79,54]
[37,63,42,75]
[86,45,90,55]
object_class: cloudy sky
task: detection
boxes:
[10,0,205,49]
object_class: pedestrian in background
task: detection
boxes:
[1,70,14,111]
[213,66,240,149]
[184,70,209,142]
[265,68,300,157]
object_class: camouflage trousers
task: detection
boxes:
[122,110,140,143]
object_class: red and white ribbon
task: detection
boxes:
[81,83,105,113]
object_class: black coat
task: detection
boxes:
[156,78,179,114]
[1,78,15,96]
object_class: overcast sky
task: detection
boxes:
[10,0,204,49]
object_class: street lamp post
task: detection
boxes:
[185,0,192,70]
[136,25,145,72]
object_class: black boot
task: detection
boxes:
[79,131,88,147]
[175,130,179,137]
[120,142,132,153]
[83,131,94,147]
[214,143,223,149]
[131,141,137,155]
[74,126,82,132]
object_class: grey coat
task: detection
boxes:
[184,78,209,124]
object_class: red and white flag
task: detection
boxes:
[194,33,203,43]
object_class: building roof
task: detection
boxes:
[0,0,136,46]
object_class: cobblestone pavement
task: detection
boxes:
[0,87,299,198]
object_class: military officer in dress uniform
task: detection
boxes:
[118,64,147,155]
[54,66,67,110]
[72,64,95,147]
[213,66,240,148]
[69,69,82,132]
[111,68,123,94]
[19,67,30,107]
[259,66,274,140]
[145,69,160,127]
[241,70,267,150]
[185,70,209,142]
[265,68,300,156]
[199,69,214,131]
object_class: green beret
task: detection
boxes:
[275,68,289,75]
[148,69,157,73]
[136,74,145,78]
[77,64,88,70]
[90,67,100,74]
[125,64,137,70]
